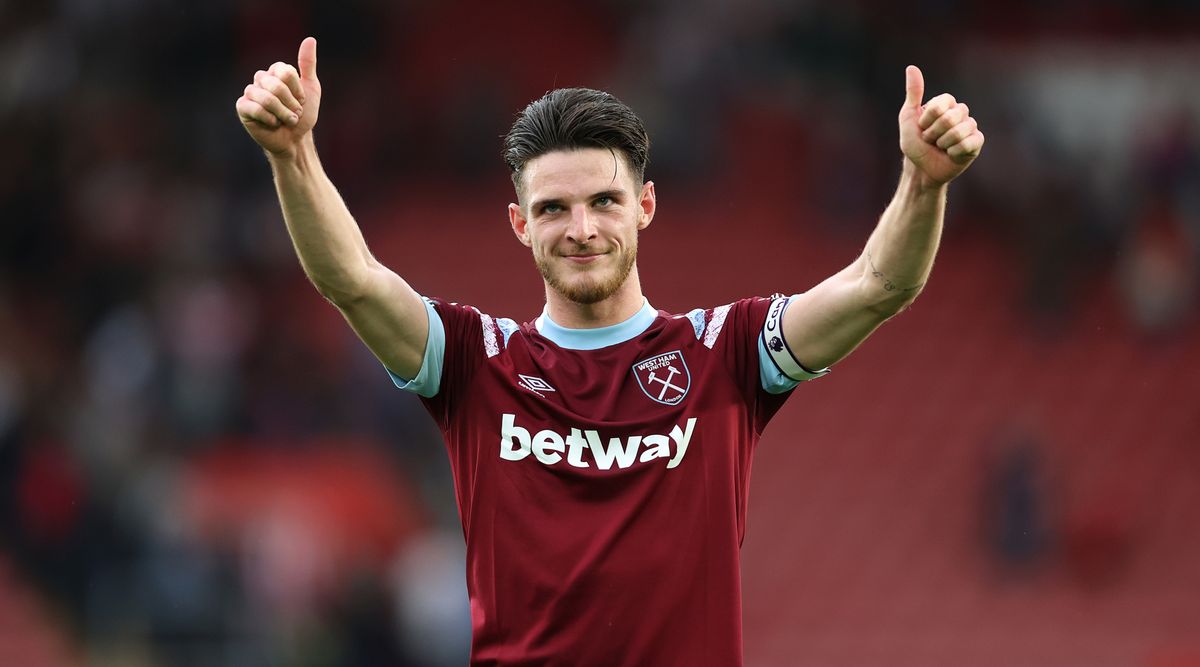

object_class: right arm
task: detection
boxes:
[235,37,427,379]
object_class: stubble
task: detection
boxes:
[535,240,638,305]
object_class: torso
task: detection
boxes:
[421,297,791,667]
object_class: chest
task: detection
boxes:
[479,334,740,423]
[453,332,745,476]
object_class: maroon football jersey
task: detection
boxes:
[420,296,797,666]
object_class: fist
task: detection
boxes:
[898,65,984,187]
[235,37,322,157]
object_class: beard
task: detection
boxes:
[534,239,638,305]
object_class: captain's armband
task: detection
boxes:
[760,295,829,389]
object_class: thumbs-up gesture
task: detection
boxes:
[236,37,322,157]
[898,66,983,187]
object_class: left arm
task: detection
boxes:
[782,65,984,371]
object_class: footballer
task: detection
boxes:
[236,36,983,666]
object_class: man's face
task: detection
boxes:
[508,148,656,305]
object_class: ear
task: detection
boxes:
[636,181,656,231]
[508,202,532,247]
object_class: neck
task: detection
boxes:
[544,267,646,329]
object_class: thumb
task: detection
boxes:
[904,65,924,109]
[298,36,318,81]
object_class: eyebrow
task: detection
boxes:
[530,189,627,213]
[592,189,625,202]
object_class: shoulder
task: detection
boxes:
[664,295,783,349]
[424,297,523,358]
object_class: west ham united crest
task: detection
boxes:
[632,350,691,405]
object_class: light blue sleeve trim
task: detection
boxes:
[685,308,706,340]
[385,297,445,398]
[496,317,519,346]
[759,294,830,394]
[759,336,803,394]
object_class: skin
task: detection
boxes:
[780,65,984,370]
[507,149,656,329]
[236,38,982,380]
[237,38,430,379]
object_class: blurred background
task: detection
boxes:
[2,0,1199,665]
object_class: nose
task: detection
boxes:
[566,204,597,244]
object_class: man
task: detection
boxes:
[236,37,982,666]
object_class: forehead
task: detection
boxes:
[520,148,637,202]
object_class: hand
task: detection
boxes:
[235,37,322,157]
[898,65,984,187]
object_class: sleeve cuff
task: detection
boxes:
[385,297,445,398]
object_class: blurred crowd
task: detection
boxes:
[1,1,1198,665]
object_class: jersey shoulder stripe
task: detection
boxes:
[476,309,501,358]
[702,304,732,349]
[468,307,518,358]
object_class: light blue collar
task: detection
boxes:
[535,299,657,350]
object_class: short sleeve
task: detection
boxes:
[413,298,491,428]
[384,298,444,397]
[704,297,792,433]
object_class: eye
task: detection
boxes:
[594,196,613,207]
[541,203,563,215]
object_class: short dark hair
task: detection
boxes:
[503,87,650,196]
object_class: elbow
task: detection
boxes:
[309,264,375,307]
[313,280,358,307]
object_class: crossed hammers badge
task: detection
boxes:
[632,350,691,405]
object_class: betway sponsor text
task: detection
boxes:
[499,414,696,470]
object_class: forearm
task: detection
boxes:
[777,67,980,370]
[856,159,948,314]
[268,136,375,303]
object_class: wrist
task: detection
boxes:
[900,158,948,197]
[267,135,318,174]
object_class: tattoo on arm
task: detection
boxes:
[865,250,924,293]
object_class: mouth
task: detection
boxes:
[562,252,606,264]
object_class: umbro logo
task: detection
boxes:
[517,374,556,398]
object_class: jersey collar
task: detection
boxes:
[535,299,657,350]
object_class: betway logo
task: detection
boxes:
[499,414,696,470]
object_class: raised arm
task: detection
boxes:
[235,37,428,379]
[781,65,984,371]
